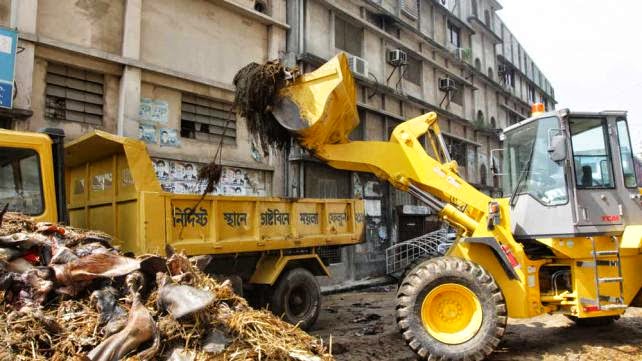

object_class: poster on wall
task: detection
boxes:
[352,173,364,199]
[365,199,382,217]
[139,98,169,124]
[151,158,268,196]
[364,180,382,197]
[220,167,247,187]
[151,99,169,123]
[138,124,156,144]
[153,159,171,180]
[160,128,180,147]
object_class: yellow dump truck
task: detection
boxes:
[0,128,364,329]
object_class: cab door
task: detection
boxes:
[612,118,642,224]
[569,116,623,228]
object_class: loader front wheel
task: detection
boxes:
[396,256,506,360]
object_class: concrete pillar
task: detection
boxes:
[15,0,37,33]
[267,26,286,60]
[122,0,142,59]
[12,0,38,112]
[117,0,142,137]
[116,66,141,137]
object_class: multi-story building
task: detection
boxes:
[1,0,555,284]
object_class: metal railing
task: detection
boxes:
[385,228,451,276]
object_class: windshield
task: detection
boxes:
[0,148,44,215]
[502,116,568,206]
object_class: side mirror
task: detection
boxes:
[548,134,567,162]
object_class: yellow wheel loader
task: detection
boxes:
[272,53,642,360]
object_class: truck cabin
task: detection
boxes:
[499,107,641,239]
[0,128,65,224]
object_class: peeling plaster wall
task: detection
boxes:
[0,0,10,27]
[141,0,269,85]
[37,0,125,54]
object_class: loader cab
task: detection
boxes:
[500,109,642,238]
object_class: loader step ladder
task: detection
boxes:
[588,236,626,311]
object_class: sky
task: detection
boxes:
[497,0,642,156]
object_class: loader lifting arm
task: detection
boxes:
[276,54,491,234]
[273,53,523,273]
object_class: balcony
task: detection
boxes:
[467,15,502,44]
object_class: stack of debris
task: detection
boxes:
[0,212,333,361]
[198,60,296,193]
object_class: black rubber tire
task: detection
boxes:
[397,257,430,288]
[566,315,619,327]
[269,268,320,330]
[396,256,507,361]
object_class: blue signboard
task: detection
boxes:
[0,27,18,109]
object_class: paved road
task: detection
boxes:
[310,286,642,360]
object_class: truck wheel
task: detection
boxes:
[566,315,618,327]
[269,268,320,330]
[396,256,506,360]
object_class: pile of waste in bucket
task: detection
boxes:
[0,212,333,361]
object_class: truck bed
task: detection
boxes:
[64,131,364,256]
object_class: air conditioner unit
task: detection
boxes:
[439,77,457,91]
[446,43,458,54]
[452,48,462,60]
[448,47,471,62]
[387,49,408,67]
[347,54,368,77]
[498,64,508,74]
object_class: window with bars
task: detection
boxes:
[45,63,104,125]
[180,93,236,143]
[403,56,422,85]
[527,84,536,104]
[447,21,461,48]
[450,80,463,105]
[366,10,401,38]
[335,16,363,56]
[445,136,467,170]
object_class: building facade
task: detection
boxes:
[1,0,288,198]
[1,0,555,283]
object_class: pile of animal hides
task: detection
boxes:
[0,212,333,361]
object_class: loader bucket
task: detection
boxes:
[272,53,359,150]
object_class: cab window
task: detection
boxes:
[570,118,615,189]
[616,119,638,188]
[0,148,44,215]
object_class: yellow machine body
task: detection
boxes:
[273,53,642,320]
[273,54,359,150]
